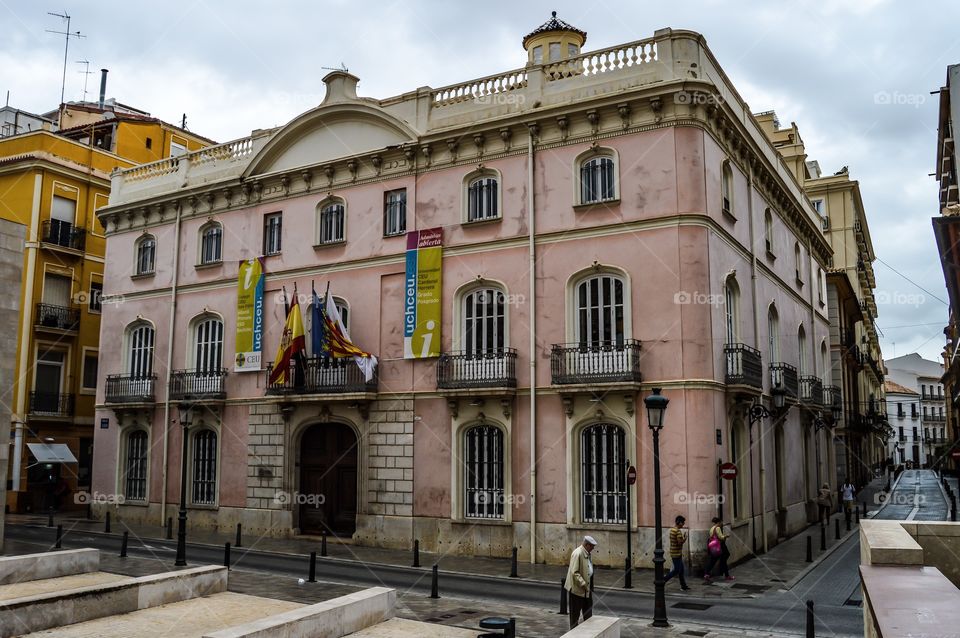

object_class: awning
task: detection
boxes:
[26,443,77,464]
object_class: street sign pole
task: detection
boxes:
[626,462,637,587]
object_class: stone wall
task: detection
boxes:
[0,219,25,552]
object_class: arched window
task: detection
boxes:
[767,305,780,363]
[820,341,829,385]
[724,276,740,345]
[317,199,345,245]
[764,209,774,255]
[192,429,217,505]
[721,161,734,216]
[462,287,506,354]
[575,274,625,347]
[127,322,155,378]
[199,222,222,265]
[794,242,803,283]
[581,423,627,524]
[123,430,148,501]
[135,235,156,275]
[193,315,223,373]
[464,424,504,519]
[797,325,807,377]
[465,172,500,222]
[579,154,617,205]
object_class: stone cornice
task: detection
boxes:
[0,151,113,185]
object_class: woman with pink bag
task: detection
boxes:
[703,517,734,582]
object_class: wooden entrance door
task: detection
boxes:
[299,423,358,536]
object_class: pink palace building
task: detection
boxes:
[93,16,839,566]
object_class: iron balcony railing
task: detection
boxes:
[550,340,642,385]
[28,392,74,417]
[41,219,86,251]
[105,374,157,403]
[34,303,80,331]
[770,362,799,399]
[169,368,228,400]
[800,376,824,406]
[824,385,842,409]
[437,349,517,389]
[724,343,763,389]
[265,356,377,395]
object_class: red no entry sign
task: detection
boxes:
[627,466,637,485]
[951,450,960,459]
[720,462,738,480]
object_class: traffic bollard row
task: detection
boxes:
[510,547,518,578]
[120,531,129,558]
[105,512,111,534]
[430,565,440,599]
[224,542,231,570]
[559,579,568,615]
[412,539,420,568]
[236,523,242,548]
[308,551,317,583]
[55,524,63,549]
[321,530,328,557]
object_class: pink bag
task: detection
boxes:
[707,533,722,557]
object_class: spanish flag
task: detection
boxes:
[323,291,378,383]
[268,289,306,385]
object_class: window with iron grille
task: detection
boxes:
[467,176,499,222]
[124,430,148,501]
[463,288,505,355]
[464,424,504,519]
[581,423,627,524]
[263,213,282,255]
[200,224,222,264]
[192,430,217,505]
[576,275,624,347]
[136,236,156,275]
[194,317,223,373]
[580,156,615,204]
[384,189,406,236]
[318,202,345,244]
[128,323,154,378]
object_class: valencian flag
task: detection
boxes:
[268,286,306,385]
[311,282,378,382]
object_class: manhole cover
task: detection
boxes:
[672,602,713,611]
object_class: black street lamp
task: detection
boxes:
[175,402,193,567]
[643,387,669,628]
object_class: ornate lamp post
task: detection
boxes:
[643,387,669,628]
[175,402,193,567]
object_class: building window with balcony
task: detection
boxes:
[123,429,148,502]
[263,212,282,255]
[462,287,506,354]
[199,222,223,265]
[898,403,905,418]
[767,305,781,363]
[384,189,406,237]
[724,276,741,345]
[797,325,807,376]
[580,423,627,524]
[764,209,774,256]
[577,150,617,205]
[576,274,625,348]
[820,341,829,385]
[911,403,918,418]
[316,198,346,245]
[191,429,218,505]
[135,235,156,276]
[464,170,500,223]
[463,423,504,519]
[127,321,155,380]
[721,160,734,217]
[193,315,224,373]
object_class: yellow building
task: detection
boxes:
[0,99,212,514]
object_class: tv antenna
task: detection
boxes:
[321,63,349,72]
[46,11,85,123]
[76,59,91,102]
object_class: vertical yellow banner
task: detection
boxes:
[403,228,442,358]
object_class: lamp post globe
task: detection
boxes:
[772,382,786,411]
[644,387,669,431]
[643,388,669,627]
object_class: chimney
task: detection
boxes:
[98,69,108,110]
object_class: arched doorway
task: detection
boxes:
[299,422,358,536]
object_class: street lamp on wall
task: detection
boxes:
[643,388,669,628]
[175,402,193,567]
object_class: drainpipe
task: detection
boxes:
[160,203,183,524]
[747,163,768,553]
[527,126,537,564]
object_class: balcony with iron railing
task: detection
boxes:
[770,362,799,400]
[550,340,642,386]
[28,392,74,417]
[104,374,157,403]
[800,376,824,406]
[723,343,763,390]
[437,349,517,390]
[824,385,842,410]
[34,303,80,332]
[40,219,86,252]
[266,356,377,395]
[168,369,228,401]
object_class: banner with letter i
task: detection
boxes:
[235,257,265,371]
[403,227,443,359]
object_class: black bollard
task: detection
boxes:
[820,523,826,551]
[55,524,63,549]
[805,536,812,563]
[413,539,420,568]
[510,547,518,578]
[105,511,111,533]
[166,517,173,540]
[624,557,633,589]
[430,565,439,599]
[235,523,242,548]
[806,599,815,637]
[308,551,317,583]
[223,542,231,569]
[47,510,54,527]
[846,515,851,532]
[835,518,841,540]
[862,501,867,517]
[559,579,568,615]
[321,530,328,557]
[120,531,129,558]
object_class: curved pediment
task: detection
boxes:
[244,102,419,177]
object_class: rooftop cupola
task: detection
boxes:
[522,11,587,66]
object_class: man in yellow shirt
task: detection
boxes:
[564,535,596,628]
[664,515,690,590]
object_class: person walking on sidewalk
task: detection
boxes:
[817,483,834,524]
[664,515,691,590]
[841,479,856,525]
[704,517,734,582]
[565,535,596,629]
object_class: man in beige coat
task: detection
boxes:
[564,535,596,629]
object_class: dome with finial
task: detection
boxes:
[522,11,587,66]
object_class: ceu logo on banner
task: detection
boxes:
[235,257,265,371]
[403,228,442,359]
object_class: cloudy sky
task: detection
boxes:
[2,0,955,361]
